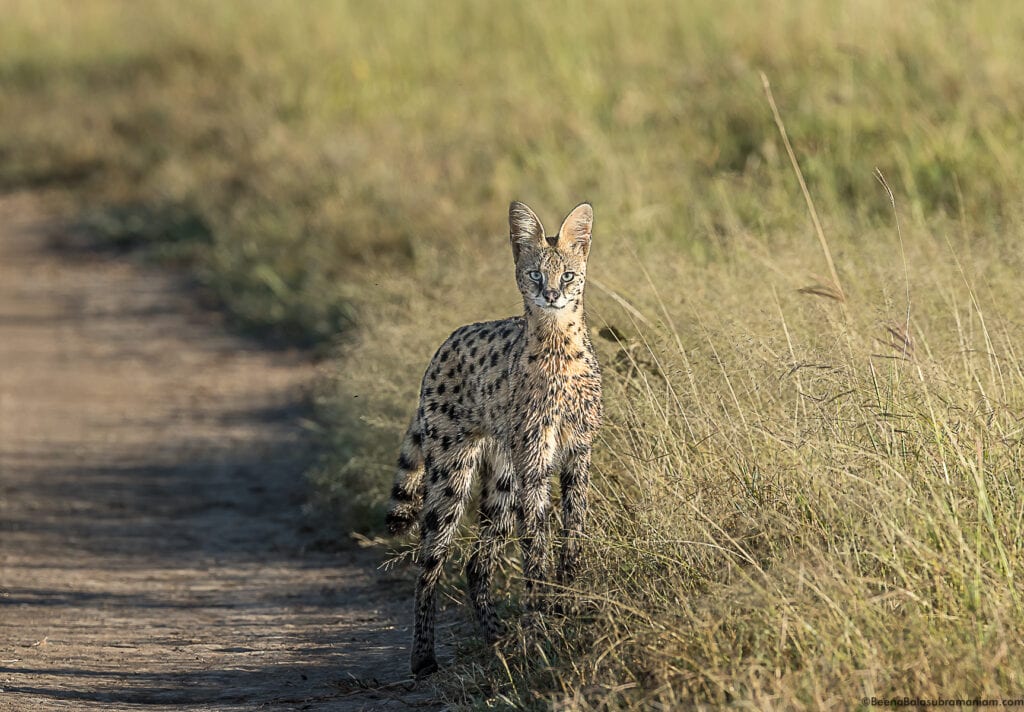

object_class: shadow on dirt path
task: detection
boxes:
[0,193,441,710]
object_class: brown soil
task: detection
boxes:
[0,193,442,710]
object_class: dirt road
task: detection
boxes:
[0,194,440,710]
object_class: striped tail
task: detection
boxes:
[385,420,425,535]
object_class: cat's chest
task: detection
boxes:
[510,343,598,404]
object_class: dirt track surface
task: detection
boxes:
[0,194,441,710]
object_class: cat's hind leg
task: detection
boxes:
[411,439,480,677]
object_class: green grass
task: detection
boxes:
[4,0,1024,707]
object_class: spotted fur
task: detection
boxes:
[386,201,603,678]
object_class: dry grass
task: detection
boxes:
[323,218,1024,707]
[4,0,1024,707]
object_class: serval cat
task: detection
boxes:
[386,201,603,677]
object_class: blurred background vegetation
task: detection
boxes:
[3,0,1024,707]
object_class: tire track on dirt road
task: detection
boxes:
[0,193,440,711]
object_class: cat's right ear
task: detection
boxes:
[509,201,545,262]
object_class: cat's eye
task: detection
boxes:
[527,270,542,282]
[561,272,575,283]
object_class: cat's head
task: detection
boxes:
[509,201,593,313]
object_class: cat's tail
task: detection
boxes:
[385,418,425,535]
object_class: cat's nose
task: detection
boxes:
[542,288,559,302]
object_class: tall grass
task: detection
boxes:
[3,0,1024,706]
[322,216,1024,706]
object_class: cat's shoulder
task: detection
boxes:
[443,316,523,346]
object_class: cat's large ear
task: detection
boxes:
[555,202,593,257]
[509,201,545,262]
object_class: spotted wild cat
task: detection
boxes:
[386,201,602,678]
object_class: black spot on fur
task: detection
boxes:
[398,452,418,472]
[391,483,414,501]
[424,510,439,531]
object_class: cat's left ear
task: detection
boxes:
[556,202,593,257]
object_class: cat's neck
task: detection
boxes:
[522,298,589,351]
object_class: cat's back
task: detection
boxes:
[425,316,524,373]
[418,316,524,413]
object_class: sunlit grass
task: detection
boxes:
[3,0,1024,706]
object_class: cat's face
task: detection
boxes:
[509,202,592,313]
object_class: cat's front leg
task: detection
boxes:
[513,438,555,610]
[561,446,593,590]
[557,444,590,586]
